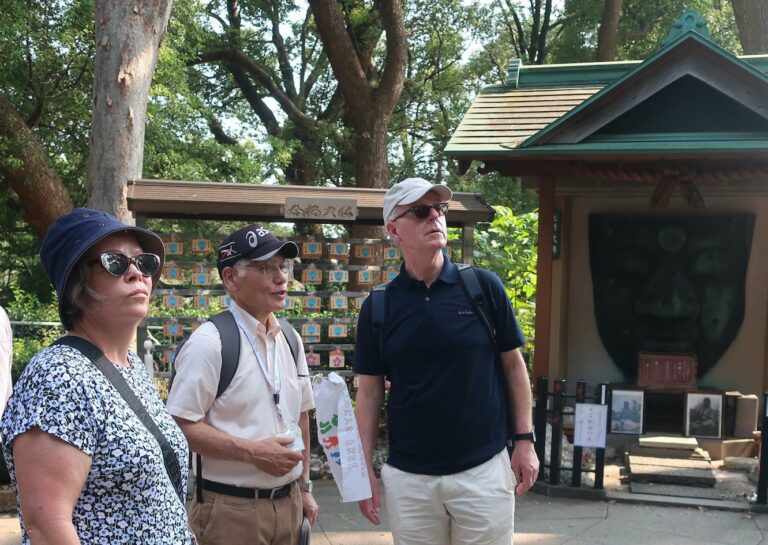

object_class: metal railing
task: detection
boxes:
[533,376,608,490]
[755,392,768,504]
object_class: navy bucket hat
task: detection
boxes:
[40,208,165,326]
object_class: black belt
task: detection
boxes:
[202,479,294,499]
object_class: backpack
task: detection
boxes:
[169,310,301,399]
[370,263,497,353]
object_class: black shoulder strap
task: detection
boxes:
[278,318,302,371]
[370,282,390,355]
[54,336,185,505]
[209,310,241,398]
[192,310,240,505]
[456,264,496,346]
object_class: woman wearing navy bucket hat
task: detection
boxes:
[0,209,195,545]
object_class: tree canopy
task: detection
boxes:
[0,0,757,308]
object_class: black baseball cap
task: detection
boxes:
[216,224,299,274]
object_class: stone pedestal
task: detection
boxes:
[734,395,758,438]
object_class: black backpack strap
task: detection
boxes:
[195,452,203,502]
[278,318,304,374]
[370,282,390,355]
[456,265,517,449]
[456,264,496,346]
[54,336,186,506]
[209,310,241,398]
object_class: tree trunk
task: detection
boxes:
[731,0,768,54]
[596,0,623,61]
[86,0,174,221]
[352,116,391,190]
[308,0,407,191]
[0,95,73,238]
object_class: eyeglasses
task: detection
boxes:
[88,252,161,278]
[391,202,449,222]
[244,260,294,277]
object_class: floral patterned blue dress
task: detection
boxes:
[1,344,194,545]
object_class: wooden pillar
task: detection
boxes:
[533,177,555,380]
[461,225,474,264]
[134,213,149,368]
[763,297,768,394]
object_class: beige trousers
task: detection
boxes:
[189,484,303,545]
[382,449,516,545]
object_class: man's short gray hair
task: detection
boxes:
[232,259,249,277]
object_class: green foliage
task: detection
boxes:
[551,0,741,63]
[473,206,538,362]
[0,0,94,326]
[449,168,539,214]
[4,287,62,381]
[0,0,93,201]
[389,0,478,182]
[2,0,754,383]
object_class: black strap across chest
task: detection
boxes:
[54,336,185,505]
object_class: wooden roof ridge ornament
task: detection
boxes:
[661,11,710,47]
[573,162,768,201]
[649,165,705,208]
[507,58,522,89]
[575,163,768,184]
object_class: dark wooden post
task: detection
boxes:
[533,177,555,380]
[571,380,586,487]
[595,383,609,490]
[757,392,768,504]
[134,213,150,375]
[534,376,549,480]
[549,378,565,485]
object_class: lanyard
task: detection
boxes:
[228,305,283,420]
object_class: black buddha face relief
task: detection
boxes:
[589,214,754,381]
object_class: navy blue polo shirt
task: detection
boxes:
[353,260,525,475]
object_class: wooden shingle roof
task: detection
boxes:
[446,32,768,177]
[446,87,601,153]
[127,179,495,226]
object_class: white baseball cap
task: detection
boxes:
[383,177,453,224]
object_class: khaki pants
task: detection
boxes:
[189,484,303,545]
[382,449,515,545]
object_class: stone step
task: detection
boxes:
[628,455,712,469]
[629,445,711,461]
[630,481,722,499]
[628,455,716,487]
[639,436,699,450]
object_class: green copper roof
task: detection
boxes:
[446,28,768,163]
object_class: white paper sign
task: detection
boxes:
[312,372,372,502]
[573,403,608,448]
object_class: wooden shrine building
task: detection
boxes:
[446,11,768,416]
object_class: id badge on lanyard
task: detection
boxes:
[228,305,303,451]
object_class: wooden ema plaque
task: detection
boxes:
[637,353,697,389]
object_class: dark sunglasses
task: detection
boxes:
[88,252,161,278]
[391,202,449,222]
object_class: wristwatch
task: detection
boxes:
[513,430,536,443]
[298,480,313,493]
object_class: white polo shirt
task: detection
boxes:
[167,301,314,488]
[0,306,12,417]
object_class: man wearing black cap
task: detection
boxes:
[167,224,317,545]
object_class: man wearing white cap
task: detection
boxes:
[353,178,539,544]
[167,223,317,545]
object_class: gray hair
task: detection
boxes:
[232,259,249,278]
[60,259,107,330]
